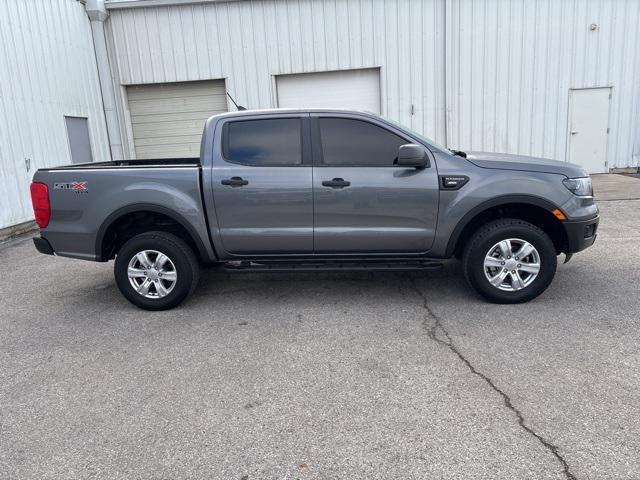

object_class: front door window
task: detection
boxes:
[318,118,406,167]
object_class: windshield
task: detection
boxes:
[381,116,451,154]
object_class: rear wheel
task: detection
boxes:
[462,219,557,303]
[114,231,199,310]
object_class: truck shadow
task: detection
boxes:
[190,261,469,306]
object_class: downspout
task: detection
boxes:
[84,0,124,160]
[443,0,449,149]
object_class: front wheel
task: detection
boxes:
[114,231,200,310]
[462,219,557,303]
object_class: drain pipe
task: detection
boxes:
[84,0,124,160]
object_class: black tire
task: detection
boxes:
[114,231,199,310]
[462,219,557,304]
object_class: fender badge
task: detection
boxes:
[439,175,469,190]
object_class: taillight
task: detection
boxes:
[30,182,51,229]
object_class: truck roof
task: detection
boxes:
[208,108,381,121]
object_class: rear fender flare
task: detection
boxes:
[95,203,211,262]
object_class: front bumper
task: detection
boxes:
[33,236,54,256]
[563,215,599,253]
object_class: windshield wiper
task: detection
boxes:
[449,149,467,158]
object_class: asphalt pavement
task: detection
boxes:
[1,175,638,479]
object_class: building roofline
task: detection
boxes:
[104,0,242,9]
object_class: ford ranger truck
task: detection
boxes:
[30,109,599,310]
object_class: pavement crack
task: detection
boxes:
[408,277,577,480]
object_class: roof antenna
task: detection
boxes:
[226,92,247,111]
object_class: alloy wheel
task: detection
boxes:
[127,250,177,299]
[483,238,541,292]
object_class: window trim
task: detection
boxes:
[311,115,417,168]
[221,117,307,167]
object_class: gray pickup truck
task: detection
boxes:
[30,109,599,310]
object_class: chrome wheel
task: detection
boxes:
[127,250,177,299]
[483,238,541,292]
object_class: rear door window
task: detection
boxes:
[318,118,406,166]
[224,118,302,166]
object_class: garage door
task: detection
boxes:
[276,68,381,114]
[127,80,227,159]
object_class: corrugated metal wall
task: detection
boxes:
[0,0,110,230]
[446,0,640,169]
[105,0,447,156]
[106,0,639,170]
[2,0,638,230]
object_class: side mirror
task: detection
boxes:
[397,144,429,169]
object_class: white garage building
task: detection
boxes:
[1,0,639,232]
[0,0,111,232]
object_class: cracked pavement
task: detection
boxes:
[1,186,639,479]
[409,277,576,480]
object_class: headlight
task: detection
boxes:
[562,177,593,197]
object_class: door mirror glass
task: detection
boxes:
[396,144,428,168]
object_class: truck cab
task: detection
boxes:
[208,111,439,255]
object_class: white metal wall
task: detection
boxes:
[0,0,111,230]
[105,0,447,156]
[106,0,640,170]
[446,0,640,169]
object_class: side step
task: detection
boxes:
[221,259,443,273]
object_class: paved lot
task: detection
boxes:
[1,175,639,479]
[592,173,640,200]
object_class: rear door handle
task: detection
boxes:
[322,178,351,188]
[221,176,249,187]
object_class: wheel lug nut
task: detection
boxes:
[515,257,519,260]
[503,268,507,272]
[511,270,516,274]
[501,261,505,265]
[517,264,521,268]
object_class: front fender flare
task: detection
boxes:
[443,194,562,258]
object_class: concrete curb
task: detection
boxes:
[0,221,37,243]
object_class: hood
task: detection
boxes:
[465,151,588,178]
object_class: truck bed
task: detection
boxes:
[32,157,212,262]
[40,158,200,170]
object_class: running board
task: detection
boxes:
[221,259,443,273]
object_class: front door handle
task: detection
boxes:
[322,178,351,188]
[221,176,249,187]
